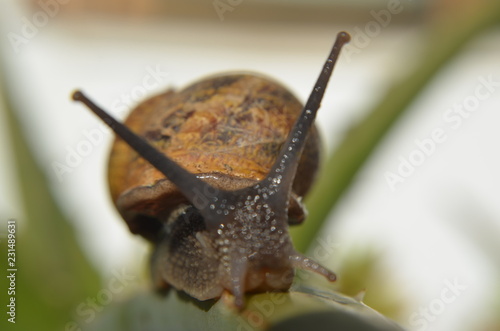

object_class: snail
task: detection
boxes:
[72,31,350,309]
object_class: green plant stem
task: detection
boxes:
[291,1,500,252]
[0,59,101,330]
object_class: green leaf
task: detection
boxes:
[85,285,403,331]
[0,59,101,331]
[291,0,500,252]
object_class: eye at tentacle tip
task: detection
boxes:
[290,253,337,282]
[71,90,84,101]
[234,294,245,310]
[337,31,351,44]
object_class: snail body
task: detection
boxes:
[73,31,351,308]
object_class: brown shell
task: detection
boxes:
[108,73,320,240]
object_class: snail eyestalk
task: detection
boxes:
[264,31,350,204]
[71,90,220,208]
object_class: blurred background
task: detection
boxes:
[0,0,499,330]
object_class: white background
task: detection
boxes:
[1,1,499,330]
